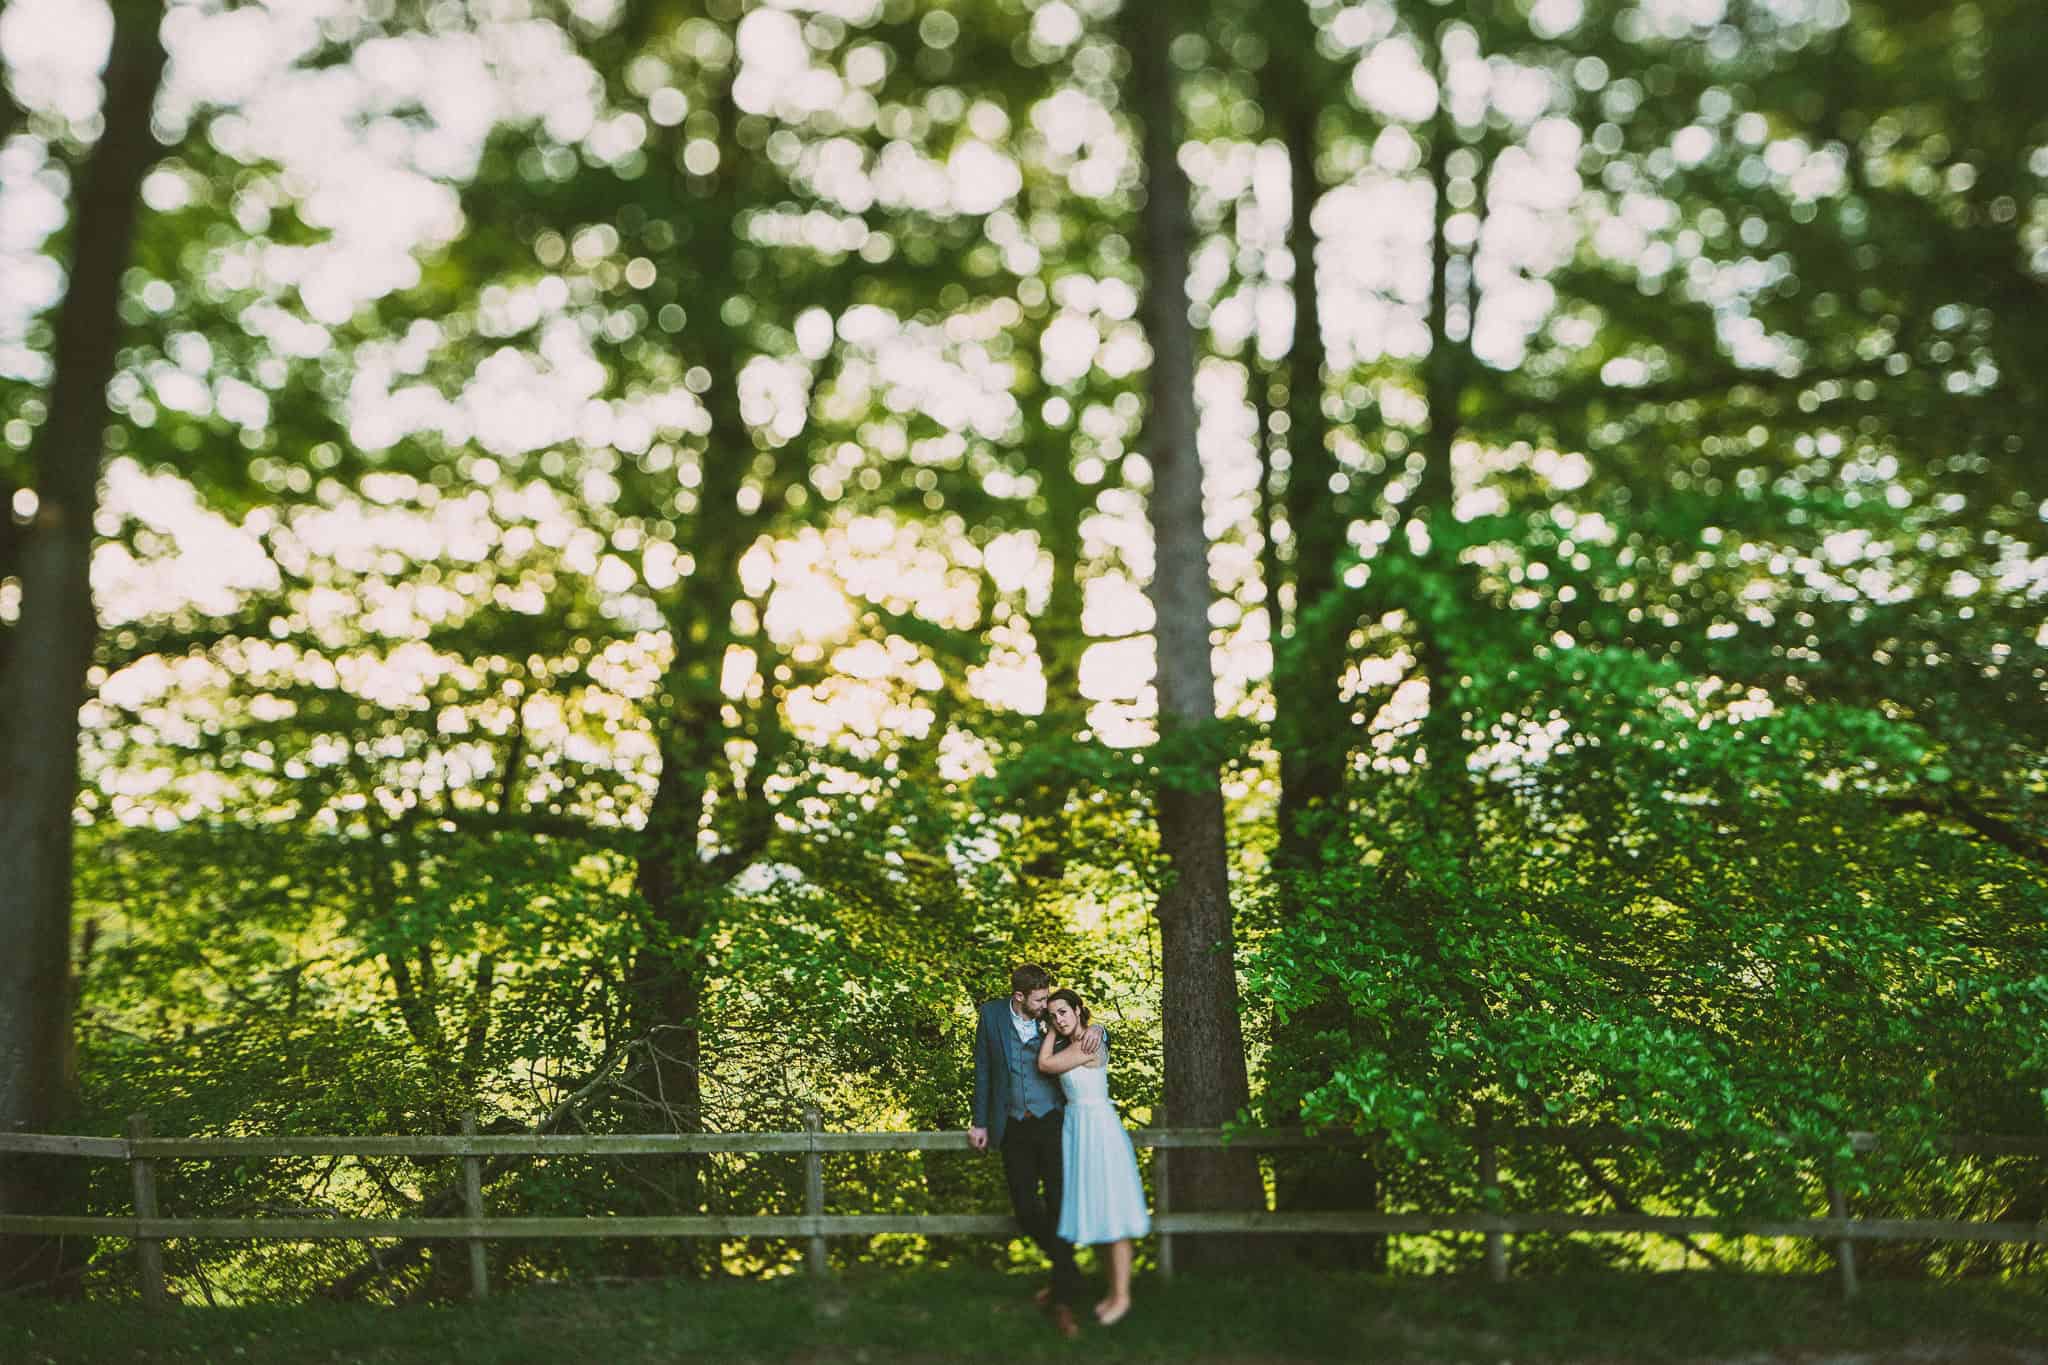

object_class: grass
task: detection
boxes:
[10,1266,2048,1364]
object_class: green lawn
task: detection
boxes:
[11,1268,2047,1363]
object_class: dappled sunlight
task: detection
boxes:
[8,0,1941,790]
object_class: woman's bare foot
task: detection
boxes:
[1033,1285,1053,1309]
[1094,1297,1131,1326]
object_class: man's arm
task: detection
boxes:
[1060,1024,1104,1059]
[968,1004,992,1149]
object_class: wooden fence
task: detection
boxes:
[4,1114,2045,1307]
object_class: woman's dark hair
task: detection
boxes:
[1047,988,1090,1030]
[1010,963,1054,995]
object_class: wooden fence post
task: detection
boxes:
[803,1106,828,1276]
[1155,1126,1174,1282]
[1478,1110,1507,1284]
[126,1113,167,1308]
[1826,1177,1858,1300]
[461,1113,489,1301]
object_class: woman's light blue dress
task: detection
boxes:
[1056,1048,1152,1245]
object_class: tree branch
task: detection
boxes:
[1883,794,2048,870]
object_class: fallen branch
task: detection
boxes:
[1568,1150,1731,1270]
[318,1036,647,1301]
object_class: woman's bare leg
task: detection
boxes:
[1096,1239,1133,1323]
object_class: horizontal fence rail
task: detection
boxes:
[4,1120,2045,1306]
[7,1212,2047,1244]
[10,1127,2046,1159]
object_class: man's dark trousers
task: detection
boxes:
[999,1112,1085,1306]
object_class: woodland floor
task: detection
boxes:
[9,1265,2048,1363]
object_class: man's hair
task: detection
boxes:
[1009,963,1053,995]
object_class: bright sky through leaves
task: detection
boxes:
[3,0,2042,825]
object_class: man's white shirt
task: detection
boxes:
[1008,1001,1038,1048]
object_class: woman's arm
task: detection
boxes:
[1037,1024,1104,1075]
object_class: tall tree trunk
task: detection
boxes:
[631,669,718,1118]
[1019,421,1093,886]
[1126,0,1264,1253]
[626,400,747,1272]
[1269,66,1346,876]
[1419,73,1463,521]
[622,67,801,1276]
[1417,52,1479,849]
[621,72,745,1277]
[1260,10,1384,1265]
[0,0,167,1295]
[1035,437,1092,739]
[1007,270,1090,743]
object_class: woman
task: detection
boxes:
[1036,988,1149,1326]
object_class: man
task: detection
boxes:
[969,963,1099,1338]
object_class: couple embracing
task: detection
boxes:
[968,964,1151,1337]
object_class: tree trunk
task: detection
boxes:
[619,71,767,1277]
[1417,59,1480,850]
[626,516,739,1275]
[1420,81,1464,517]
[632,718,716,1138]
[0,1,166,1295]
[1018,421,1092,885]
[1035,436,1092,739]
[1126,0,1264,1253]
[1269,69,1346,875]
[1260,17,1384,1266]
